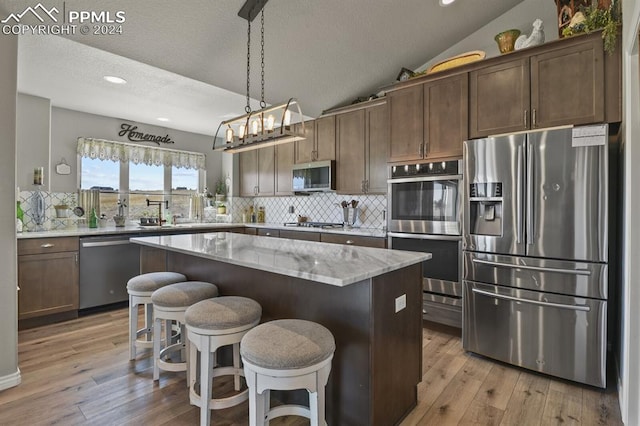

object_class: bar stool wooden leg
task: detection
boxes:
[200,337,213,426]
[153,316,161,381]
[129,300,138,361]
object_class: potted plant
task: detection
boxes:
[217,203,227,215]
[215,180,227,202]
[561,0,621,54]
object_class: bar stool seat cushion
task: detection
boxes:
[127,271,187,293]
[151,281,219,308]
[241,319,335,370]
[185,297,262,331]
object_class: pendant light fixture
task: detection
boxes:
[212,0,305,153]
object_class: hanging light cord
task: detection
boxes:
[260,9,266,108]
[245,18,251,113]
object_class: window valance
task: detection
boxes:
[77,137,206,170]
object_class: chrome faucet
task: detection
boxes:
[146,198,168,225]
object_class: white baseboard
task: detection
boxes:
[0,368,21,391]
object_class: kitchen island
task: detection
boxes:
[131,232,429,426]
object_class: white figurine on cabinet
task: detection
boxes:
[515,18,545,50]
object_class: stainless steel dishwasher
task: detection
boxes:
[79,234,142,309]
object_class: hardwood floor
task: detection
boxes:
[0,309,623,426]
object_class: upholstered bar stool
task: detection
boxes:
[185,296,262,426]
[151,281,219,381]
[127,271,187,361]
[240,319,336,426]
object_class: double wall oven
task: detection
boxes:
[387,160,463,328]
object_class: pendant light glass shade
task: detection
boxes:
[212,98,305,153]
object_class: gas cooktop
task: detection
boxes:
[283,222,344,229]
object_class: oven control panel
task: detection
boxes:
[390,160,460,178]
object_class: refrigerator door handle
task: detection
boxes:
[516,145,524,244]
[526,143,534,245]
[471,258,592,276]
[471,288,591,312]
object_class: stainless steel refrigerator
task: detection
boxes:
[462,125,610,388]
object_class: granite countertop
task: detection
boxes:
[17,222,387,239]
[131,232,429,287]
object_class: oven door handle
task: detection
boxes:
[471,258,591,276]
[471,288,591,312]
[387,174,462,184]
[387,232,461,241]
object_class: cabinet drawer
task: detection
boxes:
[18,237,79,255]
[244,227,258,235]
[257,228,280,237]
[320,233,386,248]
[279,230,321,242]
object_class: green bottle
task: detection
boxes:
[16,201,24,232]
[89,208,98,228]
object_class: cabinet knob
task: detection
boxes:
[40,243,54,248]
[265,233,271,236]
[345,240,354,245]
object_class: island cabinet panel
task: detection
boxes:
[279,229,321,241]
[17,237,79,323]
[153,251,422,426]
[388,84,423,162]
[423,73,468,159]
[469,58,530,138]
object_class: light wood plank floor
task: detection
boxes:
[0,308,623,425]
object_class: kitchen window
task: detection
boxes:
[77,137,206,220]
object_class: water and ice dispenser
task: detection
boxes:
[468,182,503,236]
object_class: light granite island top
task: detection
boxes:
[130,232,429,286]
[133,231,429,425]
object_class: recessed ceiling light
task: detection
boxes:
[103,75,127,84]
[157,117,170,122]
[440,0,455,6]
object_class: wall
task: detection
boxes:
[620,0,640,423]
[49,107,223,192]
[0,34,19,391]
[418,0,558,72]
[16,94,50,191]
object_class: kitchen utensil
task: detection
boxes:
[351,200,358,208]
[341,201,348,208]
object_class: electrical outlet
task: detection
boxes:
[395,294,406,313]
[288,205,295,214]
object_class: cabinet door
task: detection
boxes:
[18,251,79,320]
[424,74,468,159]
[294,120,316,164]
[337,109,366,194]
[315,115,336,162]
[275,142,294,195]
[388,85,423,162]
[366,103,389,194]
[257,146,275,196]
[239,150,258,196]
[469,58,530,138]
[531,37,604,129]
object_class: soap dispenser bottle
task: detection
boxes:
[89,208,98,228]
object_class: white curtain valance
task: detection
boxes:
[77,137,206,170]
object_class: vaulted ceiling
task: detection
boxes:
[0,0,527,135]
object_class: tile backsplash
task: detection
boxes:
[231,193,387,229]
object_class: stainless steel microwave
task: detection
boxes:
[292,160,335,192]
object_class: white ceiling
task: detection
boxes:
[1,0,526,136]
